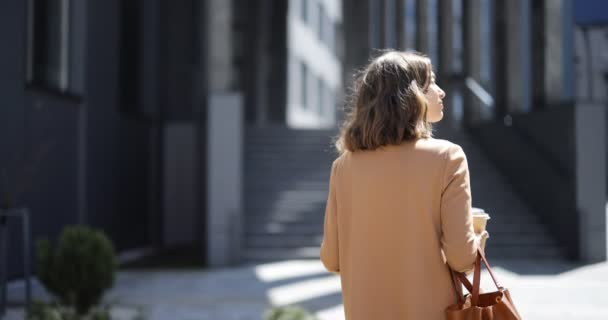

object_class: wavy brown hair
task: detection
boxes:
[336,50,435,154]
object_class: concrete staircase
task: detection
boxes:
[434,123,566,260]
[243,126,338,262]
[243,125,566,262]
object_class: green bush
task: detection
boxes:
[264,306,317,320]
[36,226,117,315]
[27,300,111,320]
[27,301,63,320]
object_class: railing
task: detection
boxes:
[449,73,497,125]
[464,77,495,108]
[0,208,32,316]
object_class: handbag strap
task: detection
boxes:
[472,253,481,305]
[478,249,503,289]
[449,268,465,304]
[451,249,504,306]
[451,255,480,306]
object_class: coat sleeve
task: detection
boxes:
[440,144,479,273]
[320,160,340,273]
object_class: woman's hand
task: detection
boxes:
[476,230,489,253]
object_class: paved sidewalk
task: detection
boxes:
[5,258,608,319]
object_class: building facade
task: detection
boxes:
[1,0,606,283]
[342,0,605,262]
[0,0,347,277]
[286,0,342,129]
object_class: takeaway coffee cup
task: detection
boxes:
[472,207,490,234]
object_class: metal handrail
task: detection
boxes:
[464,77,495,108]
[0,208,32,316]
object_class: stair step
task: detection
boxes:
[242,126,567,262]
[245,223,324,235]
[242,234,558,249]
[245,190,328,200]
[243,184,330,191]
[247,205,326,213]
[244,175,330,182]
[242,245,565,263]
[244,235,324,248]
[244,205,327,215]
[244,191,329,199]
[246,215,324,225]
[242,224,551,240]
[243,247,322,262]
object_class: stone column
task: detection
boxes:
[344,0,372,85]
[208,0,234,92]
[404,0,418,50]
[384,0,398,48]
[396,0,406,49]
[369,0,383,49]
[253,0,271,125]
[544,0,575,107]
[205,0,244,266]
[437,0,454,126]
[462,0,482,126]
[530,0,546,108]
[206,94,243,267]
[575,102,607,262]
[415,0,428,53]
[504,0,531,114]
[492,0,508,119]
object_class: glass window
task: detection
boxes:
[302,0,308,24]
[26,0,71,92]
[301,62,308,109]
[317,77,324,115]
[323,10,334,51]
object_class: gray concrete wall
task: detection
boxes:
[0,0,81,279]
[575,103,607,262]
[85,0,154,250]
[206,93,244,267]
[471,109,579,259]
[473,103,607,262]
[0,0,162,278]
[163,125,198,247]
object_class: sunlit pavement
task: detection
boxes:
[5,258,608,319]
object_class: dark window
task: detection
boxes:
[26,0,70,92]
[119,0,141,113]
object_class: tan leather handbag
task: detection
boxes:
[446,249,522,319]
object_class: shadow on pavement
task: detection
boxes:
[489,259,587,276]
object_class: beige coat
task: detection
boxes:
[320,138,480,320]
